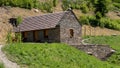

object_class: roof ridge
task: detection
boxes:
[24,11,68,19]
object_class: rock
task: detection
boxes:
[117,13,120,17]
[32,9,39,13]
[71,45,115,61]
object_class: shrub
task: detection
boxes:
[80,15,120,30]
[80,4,89,13]
[15,33,22,43]
[6,31,12,44]
[0,0,54,13]
[113,3,120,9]
[62,0,91,13]
[99,18,120,30]
[39,2,53,13]
[16,16,22,26]
[79,15,97,26]
[53,0,58,7]
[79,16,89,25]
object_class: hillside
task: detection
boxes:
[3,43,120,68]
[0,0,120,42]
[0,63,4,68]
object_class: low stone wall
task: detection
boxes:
[72,45,115,60]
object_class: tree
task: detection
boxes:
[93,0,112,18]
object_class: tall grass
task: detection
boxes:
[3,43,120,68]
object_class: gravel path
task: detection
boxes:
[0,45,20,68]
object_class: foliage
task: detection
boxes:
[0,0,53,13]
[14,33,22,43]
[3,43,120,68]
[0,0,39,9]
[92,0,112,18]
[0,63,4,68]
[39,2,53,13]
[6,31,12,44]
[79,15,120,30]
[62,0,91,13]
[83,36,120,66]
[16,16,22,26]
[99,18,120,30]
[79,15,96,25]
[53,0,58,7]
[113,3,120,10]
[6,32,22,43]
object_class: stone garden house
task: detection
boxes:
[14,9,82,45]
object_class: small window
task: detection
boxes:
[70,29,74,38]
[44,29,48,38]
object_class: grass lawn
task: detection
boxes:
[0,63,4,68]
[83,35,120,66]
[2,43,120,68]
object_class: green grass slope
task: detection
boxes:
[0,63,4,68]
[3,43,120,68]
[84,36,120,66]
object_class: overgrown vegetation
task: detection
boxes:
[0,0,58,13]
[62,0,120,30]
[6,31,22,43]
[0,63,4,68]
[79,15,120,30]
[83,36,120,66]
[6,31,12,44]
[16,16,22,26]
[62,0,91,13]
[3,43,120,68]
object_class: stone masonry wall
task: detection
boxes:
[48,27,60,43]
[59,10,82,45]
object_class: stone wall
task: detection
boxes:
[22,27,60,43]
[72,45,115,60]
[59,10,82,45]
[48,27,60,43]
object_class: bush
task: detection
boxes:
[39,2,53,13]
[99,18,120,30]
[53,0,58,7]
[79,15,96,26]
[0,0,39,9]
[0,0,54,13]
[6,31,12,44]
[113,3,120,9]
[62,0,91,13]
[16,16,22,26]
[80,15,120,30]
[80,4,89,13]
[79,16,89,25]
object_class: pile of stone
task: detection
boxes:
[72,45,115,61]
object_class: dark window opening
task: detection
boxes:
[9,18,17,27]
[44,29,48,38]
[70,29,74,38]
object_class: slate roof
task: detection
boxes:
[14,11,68,32]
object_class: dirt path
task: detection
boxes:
[0,45,20,68]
